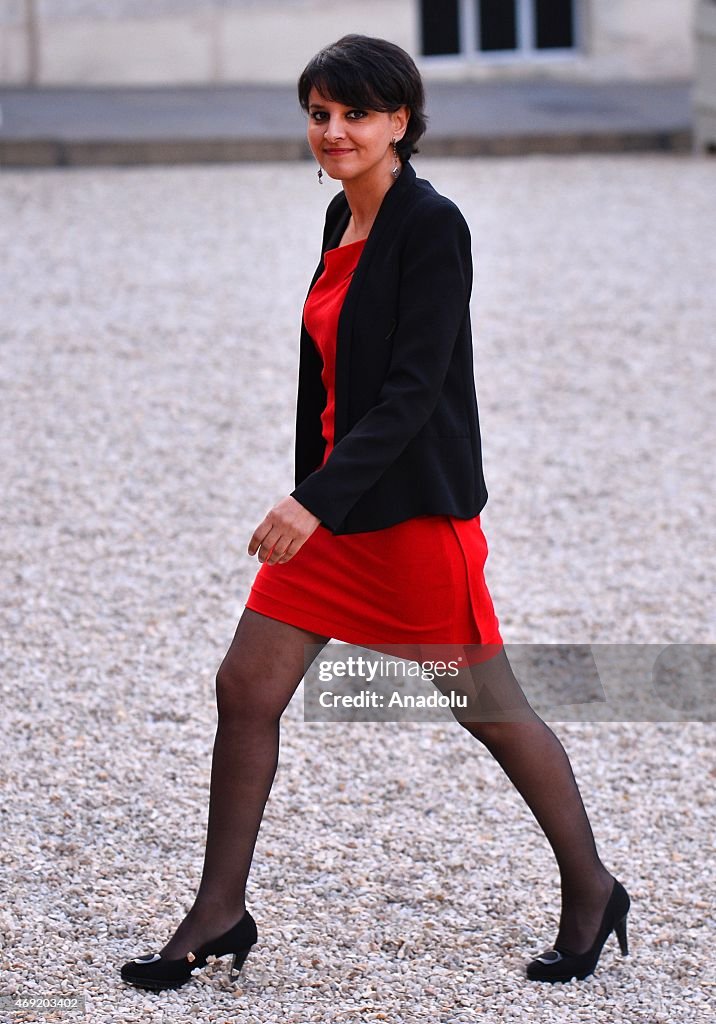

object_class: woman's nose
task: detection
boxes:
[324,117,346,142]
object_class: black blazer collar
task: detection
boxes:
[323,159,417,255]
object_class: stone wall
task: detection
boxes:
[0,0,697,86]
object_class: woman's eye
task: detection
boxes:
[309,109,366,123]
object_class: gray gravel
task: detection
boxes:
[1,156,715,1022]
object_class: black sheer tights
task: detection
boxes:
[440,645,615,956]
[159,620,614,960]
[159,608,331,959]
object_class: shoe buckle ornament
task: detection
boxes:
[535,949,564,964]
[186,951,196,963]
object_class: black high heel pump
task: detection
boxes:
[526,878,630,983]
[120,910,258,991]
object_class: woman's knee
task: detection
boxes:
[458,717,505,746]
[214,657,288,723]
[458,708,538,746]
[213,609,329,722]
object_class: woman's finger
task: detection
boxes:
[275,539,299,564]
[256,527,283,563]
[265,538,292,565]
[248,517,273,556]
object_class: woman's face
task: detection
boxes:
[306,85,408,186]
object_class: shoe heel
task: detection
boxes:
[230,947,252,979]
[614,914,629,956]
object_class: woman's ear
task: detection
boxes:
[392,105,410,141]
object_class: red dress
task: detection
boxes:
[245,237,503,665]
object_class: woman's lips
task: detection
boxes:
[324,149,353,155]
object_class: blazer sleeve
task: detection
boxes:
[290,199,473,532]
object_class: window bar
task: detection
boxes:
[462,0,478,57]
[517,0,533,52]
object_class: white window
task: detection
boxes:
[420,0,579,59]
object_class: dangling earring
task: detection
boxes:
[317,165,324,185]
[391,138,401,179]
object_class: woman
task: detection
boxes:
[120,34,630,991]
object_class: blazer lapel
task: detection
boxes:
[324,201,351,253]
[333,161,417,440]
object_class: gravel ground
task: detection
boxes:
[1,155,715,1023]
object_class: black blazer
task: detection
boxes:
[290,159,489,535]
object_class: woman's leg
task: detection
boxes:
[446,646,615,956]
[158,607,330,959]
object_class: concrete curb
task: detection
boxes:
[0,129,694,167]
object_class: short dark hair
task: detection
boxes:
[297,34,427,163]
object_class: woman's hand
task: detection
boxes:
[248,496,322,565]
